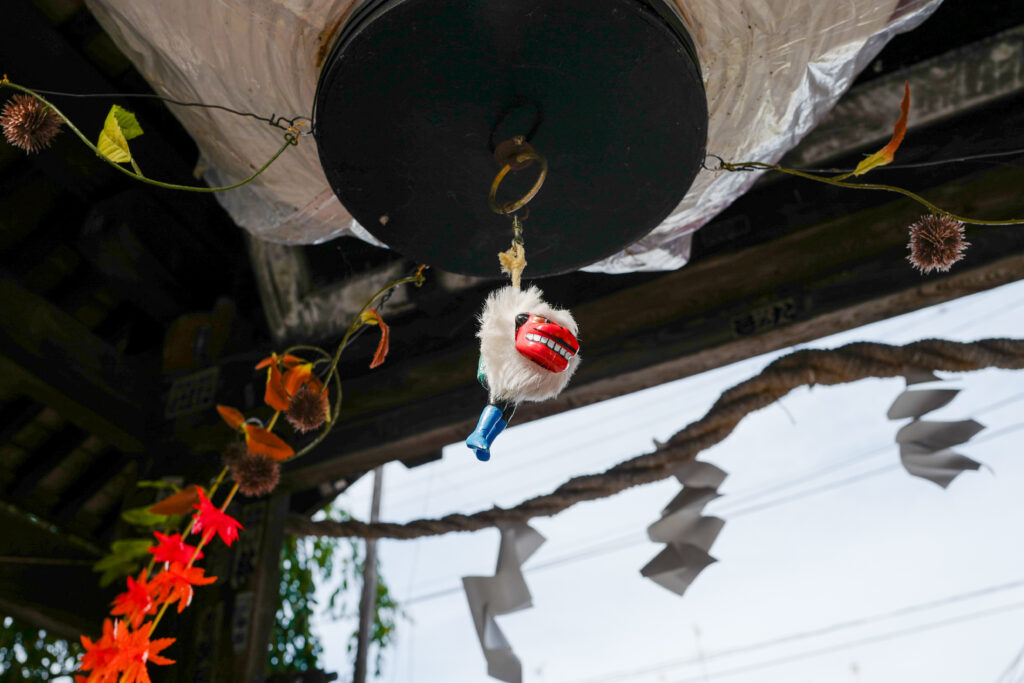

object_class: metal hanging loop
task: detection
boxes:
[488,136,548,215]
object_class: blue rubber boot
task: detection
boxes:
[466,405,507,462]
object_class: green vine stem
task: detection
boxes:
[1,79,298,193]
[280,268,427,461]
[321,270,427,390]
[714,159,1024,226]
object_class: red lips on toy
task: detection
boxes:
[514,313,580,373]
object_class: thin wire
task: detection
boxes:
[704,148,1024,175]
[721,418,1024,517]
[662,601,1024,683]
[994,637,1024,683]
[24,86,311,133]
[707,158,1024,226]
[567,579,1024,683]
[793,148,1024,174]
[400,419,1024,605]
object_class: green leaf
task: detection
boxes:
[92,538,153,586]
[96,105,143,164]
[111,105,143,140]
[136,479,181,492]
[121,505,169,528]
[110,538,156,557]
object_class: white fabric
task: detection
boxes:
[85,0,941,269]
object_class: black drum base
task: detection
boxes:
[314,0,707,277]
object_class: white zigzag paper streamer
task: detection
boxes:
[887,370,985,488]
[641,460,727,596]
[462,523,545,682]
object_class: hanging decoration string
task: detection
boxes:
[702,82,1024,227]
[18,84,311,133]
[284,337,1024,540]
[705,156,1024,227]
[1,77,302,193]
[488,136,548,288]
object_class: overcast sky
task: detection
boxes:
[319,278,1024,683]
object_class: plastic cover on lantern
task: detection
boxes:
[84,0,941,271]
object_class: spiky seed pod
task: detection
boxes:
[906,214,969,274]
[230,453,280,497]
[1,94,63,153]
[221,441,247,470]
[286,384,329,433]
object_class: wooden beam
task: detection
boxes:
[235,492,290,683]
[0,275,152,452]
[8,425,87,500]
[0,397,44,445]
[281,164,1024,489]
[52,450,132,524]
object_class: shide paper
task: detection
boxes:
[641,460,727,596]
[887,372,985,487]
[462,523,545,683]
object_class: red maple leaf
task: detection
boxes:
[148,531,203,566]
[110,621,175,683]
[79,618,119,682]
[150,562,217,613]
[110,569,158,629]
[191,488,243,546]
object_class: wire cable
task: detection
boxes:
[21,86,311,133]
[400,420,1024,605]
[566,579,1024,683]
[659,600,1024,683]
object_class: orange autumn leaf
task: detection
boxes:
[283,363,315,397]
[216,405,245,431]
[148,484,201,516]
[243,424,295,461]
[111,620,175,683]
[150,562,217,613]
[360,308,390,369]
[255,353,305,371]
[850,81,910,177]
[263,363,290,412]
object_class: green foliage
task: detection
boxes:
[95,104,145,177]
[0,614,81,681]
[92,537,154,587]
[136,479,181,492]
[268,505,401,678]
[120,505,172,528]
[96,104,143,166]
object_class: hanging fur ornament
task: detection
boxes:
[467,285,581,461]
[466,140,581,461]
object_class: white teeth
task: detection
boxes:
[524,331,575,360]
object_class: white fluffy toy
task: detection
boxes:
[467,285,580,461]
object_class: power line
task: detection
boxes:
[716,388,1024,508]
[720,418,1024,518]
[386,377,1024,520]
[994,636,1024,683]
[655,600,1024,683]
[565,579,1024,683]
[400,420,1024,605]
